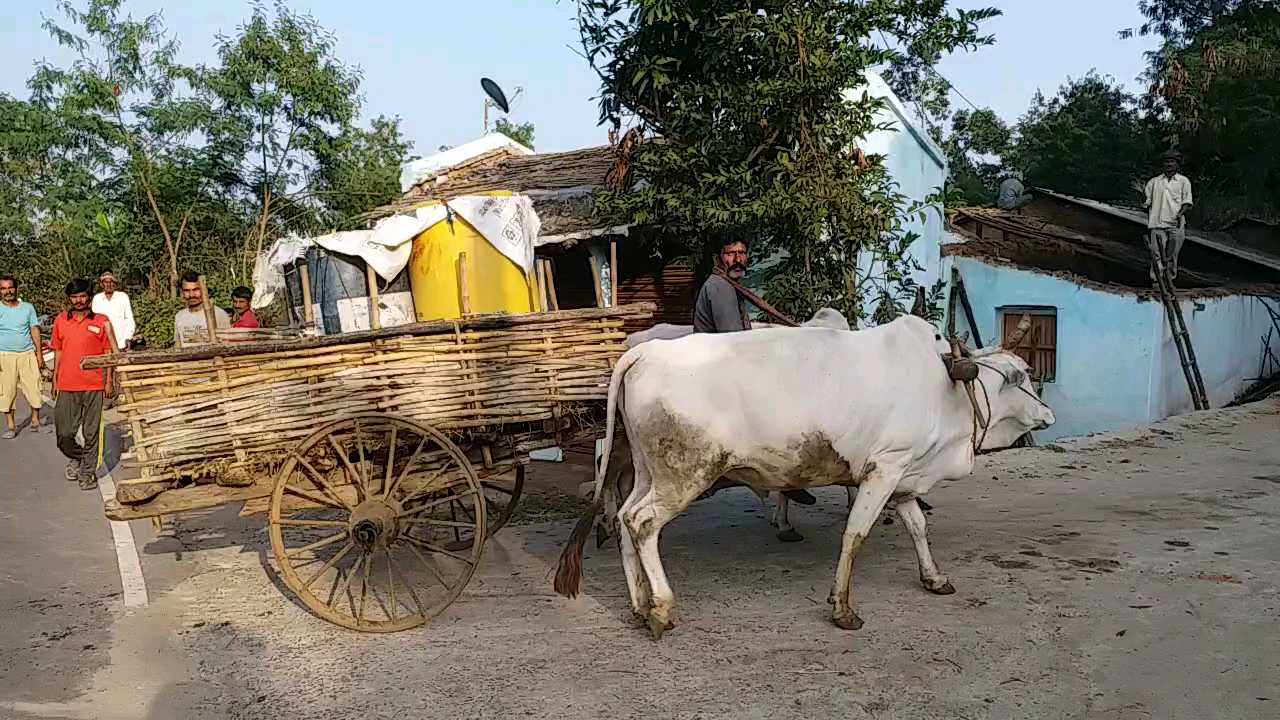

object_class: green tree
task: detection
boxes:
[1007,73,1156,205]
[575,0,997,323]
[1128,0,1280,225]
[943,108,1011,206]
[312,115,414,230]
[493,117,535,149]
[29,0,220,297]
[200,1,362,254]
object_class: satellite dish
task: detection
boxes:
[480,78,509,114]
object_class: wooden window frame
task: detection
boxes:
[999,306,1057,383]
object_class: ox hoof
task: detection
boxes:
[776,528,804,543]
[924,580,956,595]
[647,612,674,641]
[831,611,864,631]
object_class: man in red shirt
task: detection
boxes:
[230,286,259,328]
[51,279,116,490]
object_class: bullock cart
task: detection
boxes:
[85,304,654,632]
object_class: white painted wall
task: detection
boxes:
[850,71,948,321]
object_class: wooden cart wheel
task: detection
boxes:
[268,414,486,632]
[442,464,525,552]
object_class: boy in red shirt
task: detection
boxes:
[51,279,116,490]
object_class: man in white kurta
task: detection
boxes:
[1143,151,1194,280]
[91,270,137,350]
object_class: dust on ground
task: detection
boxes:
[2,399,1278,720]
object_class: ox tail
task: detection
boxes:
[553,346,642,598]
[553,499,601,598]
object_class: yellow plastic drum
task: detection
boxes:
[407,195,536,321]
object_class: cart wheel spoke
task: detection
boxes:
[385,437,427,500]
[327,435,367,503]
[283,484,347,511]
[353,418,370,492]
[269,415,485,632]
[291,454,352,510]
[303,541,354,588]
[382,426,398,498]
[396,487,476,517]
[285,530,350,559]
[388,551,426,617]
[401,533,477,565]
[403,537,453,589]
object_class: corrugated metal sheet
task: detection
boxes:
[617,262,698,333]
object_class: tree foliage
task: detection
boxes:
[1007,73,1157,205]
[942,108,1011,206]
[0,0,413,335]
[575,0,996,323]
[493,117,535,149]
[1132,0,1280,224]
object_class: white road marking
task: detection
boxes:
[96,471,149,608]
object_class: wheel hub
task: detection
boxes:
[348,499,399,551]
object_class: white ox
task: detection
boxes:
[622,309,855,542]
[555,315,1055,638]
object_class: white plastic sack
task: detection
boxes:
[311,229,414,283]
[446,195,540,275]
[252,234,315,309]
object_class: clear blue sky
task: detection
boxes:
[0,1,1159,156]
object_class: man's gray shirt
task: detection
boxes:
[693,274,750,333]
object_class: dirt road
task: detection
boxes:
[3,399,1278,720]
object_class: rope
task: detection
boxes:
[711,267,799,327]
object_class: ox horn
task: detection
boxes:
[973,313,1032,357]
[1004,313,1033,350]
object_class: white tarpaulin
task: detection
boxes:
[251,195,540,310]
[252,234,314,309]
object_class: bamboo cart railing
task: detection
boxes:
[84,303,654,632]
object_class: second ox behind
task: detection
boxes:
[555,314,1054,639]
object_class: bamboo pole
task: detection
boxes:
[533,260,546,312]
[589,253,605,309]
[545,259,561,311]
[298,262,314,328]
[457,252,471,315]
[366,261,382,330]
[609,238,619,308]
[197,275,218,343]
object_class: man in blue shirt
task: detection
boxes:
[0,274,48,438]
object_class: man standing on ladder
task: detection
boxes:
[1143,150,1194,281]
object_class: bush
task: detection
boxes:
[131,292,184,349]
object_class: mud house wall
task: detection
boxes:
[852,71,947,320]
[1150,295,1278,417]
[946,256,1158,441]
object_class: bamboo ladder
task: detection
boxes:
[1150,232,1209,411]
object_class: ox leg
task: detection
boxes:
[771,493,803,543]
[624,486,697,640]
[895,497,955,595]
[617,458,652,620]
[828,462,901,631]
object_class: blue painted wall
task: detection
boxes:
[1152,295,1277,416]
[947,253,1275,440]
[946,256,1159,441]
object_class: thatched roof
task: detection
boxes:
[364,145,626,241]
